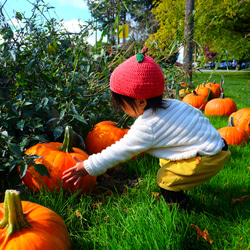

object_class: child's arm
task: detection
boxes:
[62,155,89,185]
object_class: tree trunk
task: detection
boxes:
[183,0,195,83]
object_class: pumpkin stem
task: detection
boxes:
[220,78,224,94]
[228,116,234,127]
[115,113,131,129]
[219,92,225,99]
[59,126,75,153]
[0,190,32,238]
[192,90,198,96]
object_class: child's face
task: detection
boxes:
[122,99,147,117]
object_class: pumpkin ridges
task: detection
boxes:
[195,82,214,100]
[0,190,71,250]
[23,127,96,195]
[204,93,237,116]
[205,81,221,98]
[229,108,250,134]
[182,91,208,110]
[85,116,130,155]
[218,126,249,146]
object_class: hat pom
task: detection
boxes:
[136,46,148,63]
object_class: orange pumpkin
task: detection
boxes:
[195,83,214,100]
[182,91,208,110]
[218,126,249,146]
[23,126,96,194]
[205,93,237,116]
[228,108,250,134]
[85,114,130,155]
[0,190,71,250]
[179,88,190,99]
[205,81,221,98]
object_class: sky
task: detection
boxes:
[1,0,101,44]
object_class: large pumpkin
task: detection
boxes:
[85,114,130,155]
[23,126,96,194]
[205,93,237,116]
[218,126,249,146]
[0,190,71,250]
[182,91,208,110]
[228,108,250,134]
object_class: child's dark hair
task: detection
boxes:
[111,91,168,113]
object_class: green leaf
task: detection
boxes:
[34,164,50,178]
[53,126,64,140]
[16,119,25,131]
[19,163,28,179]
[15,12,23,21]
[59,109,65,120]
[73,115,88,125]
[41,97,49,107]
[9,143,21,157]
[26,59,37,70]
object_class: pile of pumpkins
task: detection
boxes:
[180,80,249,146]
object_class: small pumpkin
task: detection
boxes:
[218,126,249,146]
[228,108,250,134]
[22,126,96,194]
[205,80,221,98]
[85,114,130,155]
[205,93,237,116]
[0,190,71,250]
[182,91,208,110]
[195,82,214,100]
[179,88,190,99]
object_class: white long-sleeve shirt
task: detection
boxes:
[84,99,223,176]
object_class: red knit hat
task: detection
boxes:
[110,47,165,99]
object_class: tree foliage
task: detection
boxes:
[86,0,157,44]
[146,0,250,63]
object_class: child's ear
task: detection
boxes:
[136,99,147,109]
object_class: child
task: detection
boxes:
[62,47,231,209]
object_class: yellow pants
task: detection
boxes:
[157,150,231,192]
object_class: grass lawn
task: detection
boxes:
[21,71,250,249]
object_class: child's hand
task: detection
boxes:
[62,155,89,186]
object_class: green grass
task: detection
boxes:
[21,72,250,249]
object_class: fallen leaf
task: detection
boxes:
[92,202,103,209]
[105,190,114,196]
[122,187,128,195]
[151,192,161,200]
[103,215,109,222]
[191,224,213,244]
[232,195,249,206]
[152,192,160,197]
[103,173,111,178]
[75,209,82,217]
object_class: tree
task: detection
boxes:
[86,0,157,45]
[146,0,250,69]
[183,0,194,82]
[195,0,250,69]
